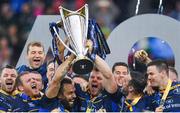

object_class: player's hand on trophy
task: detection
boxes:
[86,39,93,54]
[55,38,69,62]
[134,50,151,64]
[80,81,89,92]
[49,22,59,37]
[86,39,96,61]
[56,38,68,54]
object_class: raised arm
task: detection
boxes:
[45,54,75,98]
[94,55,117,94]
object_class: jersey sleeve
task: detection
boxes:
[39,95,58,112]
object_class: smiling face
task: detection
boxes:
[0,68,17,94]
[147,65,162,88]
[27,45,45,69]
[113,65,128,86]
[47,62,57,82]
[89,70,103,97]
[62,83,76,107]
[19,72,43,97]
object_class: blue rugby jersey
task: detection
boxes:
[75,84,123,112]
[104,86,126,112]
[57,101,67,112]
[50,102,70,112]
[17,64,48,92]
[110,87,156,112]
[43,98,79,112]
[123,96,149,112]
[151,81,180,112]
[56,99,78,112]
[0,90,29,112]
[19,92,57,112]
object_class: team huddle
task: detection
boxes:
[0,41,179,112]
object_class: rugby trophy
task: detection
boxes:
[51,4,93,74]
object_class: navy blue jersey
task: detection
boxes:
[41,98,78,112]
[141,93,158,112]
[0,90,29,112]
[75,84,123,112]
[57,101,67,112]
[56,99,78,112]
[123,96,149,112]
[110,87,126,112]
[150,81,180,112]
[110,87,154,112]
[17,64,48,92]
[19,92,57,112]
[50,103,70,112]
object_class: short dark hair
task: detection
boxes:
[112,62,129,73]
[0,65,16,76]
[47,59,55,66]
[169,66,178,78]
[58,77,73,95]
[129,71,147,94]
[147,59,169,75]
[27,41,44,54]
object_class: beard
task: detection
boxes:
[60,99,73,111]
[151,86,160,91]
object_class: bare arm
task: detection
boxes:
[94,55,117,94]
[45,54,75,98]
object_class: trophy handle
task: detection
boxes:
[52,26,77,56]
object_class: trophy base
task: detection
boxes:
[72,58,94,75]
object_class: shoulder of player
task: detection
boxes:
[170,81,180,90]
[16,65,29,73]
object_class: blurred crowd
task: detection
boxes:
[0,0,180,67]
